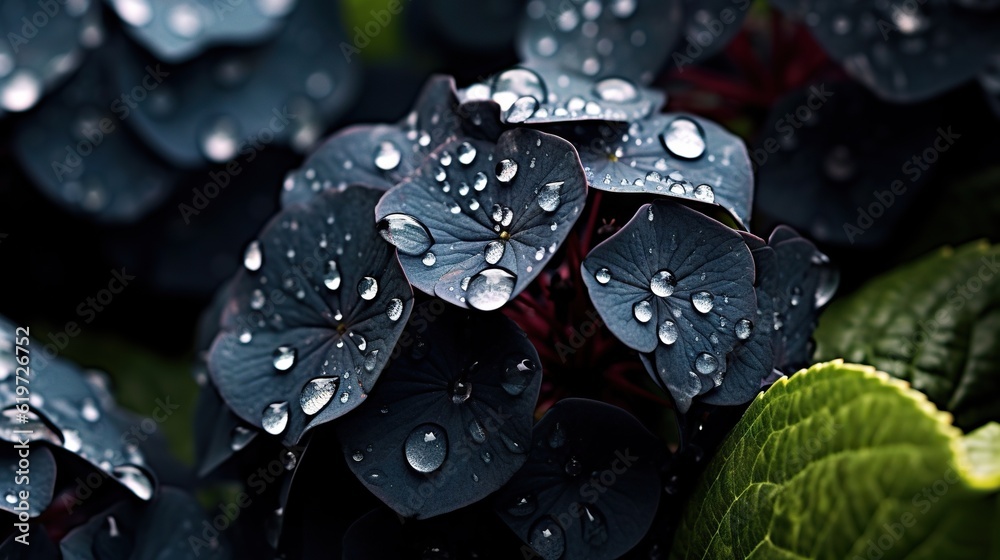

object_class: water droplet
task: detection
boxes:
[502,357,535,395]
[244,241,262,271]
[473,171,488,191]
[373,141,402,171]
[386,298,404,321]
[435,166,447,182]
[4,493,16,505]
[581,506,609,546]
[658,320,678,345]
[481,450,493,463]
[167,3,202,38]
[633,300,653,323]
[468,419,486,443]
[457,142,477,165]
[466,268,516,311]
[363,350,379,372]
[258,402,292,438]
[0,70,41,112]
[790,286,802,307]
[485,241,505,265]
[662,118,706,160]
[365,469,387,486]
[323,260,341,291]
[594,267,612,285]
[506,96,538,123]
[496,159,518,183]
[358,277,378,300]
[114,0,153,26]
[691,291,714,313]
[735,318,753,340]
[422,252,436,266]
[695,353,718,374]
[230,426,254,451]
[299,376,338,416]
[564,456,582,476]
[509,494,537,516]
[609,0,637,18]
[404,423,448,473]
[282,451,297,470]
[537,181,563,212]
[378,214,433,256]
[352,450,364,462]
[528,517,566,560]
[548,422,566,448]
[492,68,546,112]
[594,77,638,103]
[200,116,240,163]
[693,184,715,203]
[112,465,153,501]
[81,399,100,422]
[650,270,676,297]
[273,346,296,371]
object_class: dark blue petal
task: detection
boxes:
[208,186,414,445]
[495,398,664,560]
[336,302,542,519]
[0,446,55,517]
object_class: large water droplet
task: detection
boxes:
[581,506,609,546]
[537,181,563,212]
[492,68,546,112]
[594,267,612,285]
[658,320,678,345]
[496,159,518,183]
[693,184,715,203]
[112,465,153,501]
[485,241,505,265]
[373,141,402,171]
[466,268,516,311]
[457,142,477,165]
[301,377,338,415]
[262,402,289,435]
[695,353,718,374]
[244,240,262,271]
[633,300,653,323]
[230,426,254,451]
[502,357,535,395]
[404,423,448,473]
[358,277,378,300]
[735,318,753,340]
[528,517,566,560]
[691,291,714,313]
[650,270,676,297]
[662,118,706,160]
[378,214,433,256]
[386,298,404,321]
[273,346,296,371]
[323,260,341,291]
[593,77,638,103]
[506,96,539,123]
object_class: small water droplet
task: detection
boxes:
[468,419,486,443]
[691,291,714,314]
[662,118,706,160]
[564,456,582,476]
[548,422,566,448]
[358,277,378,300]
[529,517,566,560]
[378,214,434,256]
[695,353,718,374]
[693,184,715,203]
[405,423,448,473]
[386,298,404,321]
[422,252,436,266]
[485,241,505,264]
[352,450,364,462]
[501,432,525,454]
[735,318,753,340]
[167,3,202,38]
[365,469,387,486]
[473,171,488,191]
[262,402,289,435]
[502,357,535,395]
[593,77,638,103]
[81,399,100,422]
[244,241,262,271]
[112,465,153,501]
[537,181,563,212]
[581,506,609,546]
[200,116,240,163]
[373,141,402,171]
[649,270,676,297]
[506,96,538,123]
[595,267,611,284]
[300,377,338,416]
[273,346,296,371]
[481,450,493,463]
[457,142,477,165]
[496,159,518,183]
[508,494,536,516]
[658,320,678,345]
[230,426,254,451]
[633,300,653,323]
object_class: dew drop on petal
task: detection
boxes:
[272,346,296,371]
[485,241,505,265]
[595,267,611,284]
[492,68,546,112]
[386,298,404,321]
[506,96,538,123]
[262,402,289,435]
[230,426,254,451]
[457,142,477,165]
[537,181,563,212]
[373,141,402,171]
[404,423,448,473]
[468,419,486,443]
[496,159,518,183]
[466,268,516,311]
[633,300,653,323]
[693,184,715,203]
[581,506,609,546]
[378,213,433,256]
[508,494,536,517]
[358,277,378,300]
[323,260,341,290]
[300,377,338,415]
[422,252,436,266]
[243,241,262,271]
[529,517,566,560]
[502,357,535,395]
[695,353,719,374]
[662,118,706,160]
[473,171,488,191]
[735,318,753,340]
[650,270,676,297]
[691,291,714,313]
[593,77,638,103]
[658,320,678,345]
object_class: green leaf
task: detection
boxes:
[670,361,1000,560]
[814,241,1000,431]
